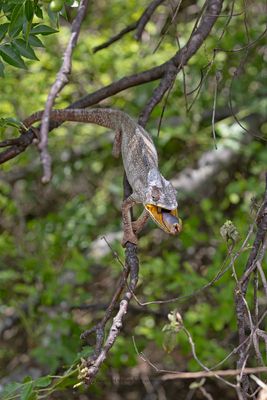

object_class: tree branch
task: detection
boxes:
[161,366,267,380]
[139,0,224,126]
[80,174,139,385]
[38,0,89,183]
[234,173,267,398]
[0,0,223,166]
[135,0,166,41]
[92,0,165,53]
[92,22,138,53]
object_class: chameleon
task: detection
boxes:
[23,108,182,245]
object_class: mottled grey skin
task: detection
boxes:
[24,108,178,244]
[64,108,178,210]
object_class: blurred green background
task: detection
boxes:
[0,0,266,399]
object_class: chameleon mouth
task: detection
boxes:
[144,204,182,235]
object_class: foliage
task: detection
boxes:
[0,0,266,399]
[0,0,78,76]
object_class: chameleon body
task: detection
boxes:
[24,108,182,244]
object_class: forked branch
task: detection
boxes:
[0,0,223,166]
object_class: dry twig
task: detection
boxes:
[38,0,89,183]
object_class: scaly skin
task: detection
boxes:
[24,108,180,244]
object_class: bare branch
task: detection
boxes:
[92,0,165,53]
[161,366,267,380]
[39,0,89,183]
[0,0,223,166]
[139,0,224,126]
[234,173,267,398]
[80,176,139,385]
[93,22,138,53]
[135,0,166,41]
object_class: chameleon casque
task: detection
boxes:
[24,108,182,245]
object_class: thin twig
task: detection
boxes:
[81,170,139,385]
[93,22,138,53]
[133,215,256,306]
[139,0,223,126]
[135,0,166,41]
[152,0,182,54]
[0,0,224,166]
[211,71,220,149]
[92,0,165,53]
[234,174,267,398]
[161,366,267,380]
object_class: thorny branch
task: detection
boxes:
[0,0,223,165]
[39,0,89,183]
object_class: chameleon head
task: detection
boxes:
[144,169,182,235]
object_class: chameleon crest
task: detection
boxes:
[144,169,182,235]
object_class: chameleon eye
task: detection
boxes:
[151,186,160,202]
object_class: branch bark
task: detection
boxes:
[38,0,89,183]
[80,173,139,385]
[92,0,166,52]
[234,174,267,399]
[161,366,267,380]
[0,0,223,166]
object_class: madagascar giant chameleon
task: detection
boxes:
[24,108,182,245]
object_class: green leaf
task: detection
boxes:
[28,34,45,48]
[21,381,34,400]
[34,5,43,19]
[2,382,23,398]
[0,60,4,77]
[24,20,32,44]
[0,117,22,128]
[65,0,76,5]
[13,39,39,60]
[34,376,52,388]
[0,44,26,69]
[31,24,58,36]
[162,330,178,353]
[0,23,9,42]
[8,3,25,37]
[25,0,34,22]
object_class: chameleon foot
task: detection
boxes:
[132,220,143,234]
[121,231,138,247]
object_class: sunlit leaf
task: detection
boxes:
[31,24,58,36]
